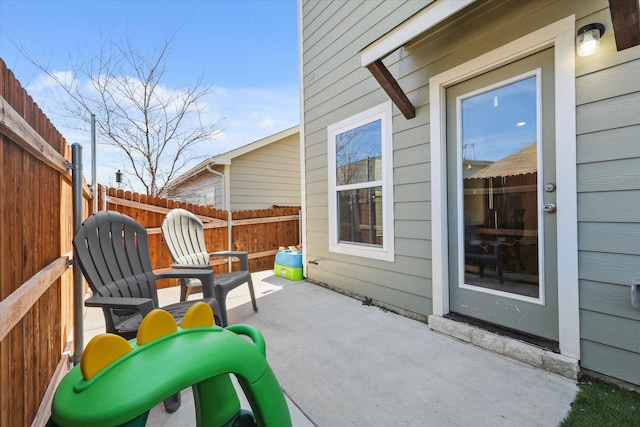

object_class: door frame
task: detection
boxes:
[430,16,579,359]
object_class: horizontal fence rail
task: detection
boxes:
[0,96,70,177]
[97,185,300,285]
[0,255,71,342]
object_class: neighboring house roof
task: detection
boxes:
[471,143,537,179]
[164,125,299,192]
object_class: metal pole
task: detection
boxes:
[227,210,232,272]
[71,143,84,365]
[298,210,302,246]
[91,113,97,213]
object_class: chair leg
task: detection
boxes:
[214,286,229,327]
[163,391,181,413]
[496,249,504,284]
[247,278,258,312]
[180,281,187,302]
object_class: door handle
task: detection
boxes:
[543,203,556,213]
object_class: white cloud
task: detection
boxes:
[25,71,299,193]
[28,70,76,92]
[257,118,275,128]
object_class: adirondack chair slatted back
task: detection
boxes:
[73,211,159,332]
[162,208,258,326]
[162,209,210,266]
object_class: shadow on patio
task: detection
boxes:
[83,270,577,426]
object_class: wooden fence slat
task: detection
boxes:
[30,354,71,427]
[106,195,225,223]
[1,58,82,426]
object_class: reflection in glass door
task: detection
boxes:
[459,74,540,298]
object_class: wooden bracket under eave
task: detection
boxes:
[366,59,416,119]
[609,0,640,51]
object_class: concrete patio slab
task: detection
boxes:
[83,270,578,426]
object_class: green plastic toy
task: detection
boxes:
[46,303,292,427]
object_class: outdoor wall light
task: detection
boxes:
[577,23,605,56]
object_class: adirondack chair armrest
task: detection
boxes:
[154,267,215,299]
[84,296,155,317]
[170,263,211,269]
[209,251,250,271]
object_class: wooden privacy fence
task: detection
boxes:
[98,182,300,287]
[0,59,89,426]
[0,57,299,425]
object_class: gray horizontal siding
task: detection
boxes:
[579,251,639,286]
[580,280,640,320]
[577,158,640,192]
[580,340,640,385]
[577,93,640,134]
[229,136,301,210]
[577,191,640,222]
[576,59,640,105]
[578,222,640,255]
[576,9,640,383]
[577,126,640,163]
[307,267,432,315]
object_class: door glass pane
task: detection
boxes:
[461,76,539,297]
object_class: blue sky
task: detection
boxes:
[462,76,537,161]
[0,0,299,188]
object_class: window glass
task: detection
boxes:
[338,187,383,245]
[336,119,382,185]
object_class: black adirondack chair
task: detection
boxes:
[73,210,222,413]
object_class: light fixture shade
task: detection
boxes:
[577,23,605,57]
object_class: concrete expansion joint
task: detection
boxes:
[427,315,579,380]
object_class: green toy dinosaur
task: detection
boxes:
[47,303,292,427]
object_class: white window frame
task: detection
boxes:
[327,101,395,262]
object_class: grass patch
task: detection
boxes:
[561,376,640,426]
[361,297,398,314]
[362,297,373,306]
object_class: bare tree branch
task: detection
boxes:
[23,35,221,195]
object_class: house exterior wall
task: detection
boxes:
[573,7,640,384]
[165,132,301,210]
[303,0,430,316]
[228,133,301,210]
[301,0,640,385]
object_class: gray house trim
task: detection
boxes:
[360,0,476,66]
